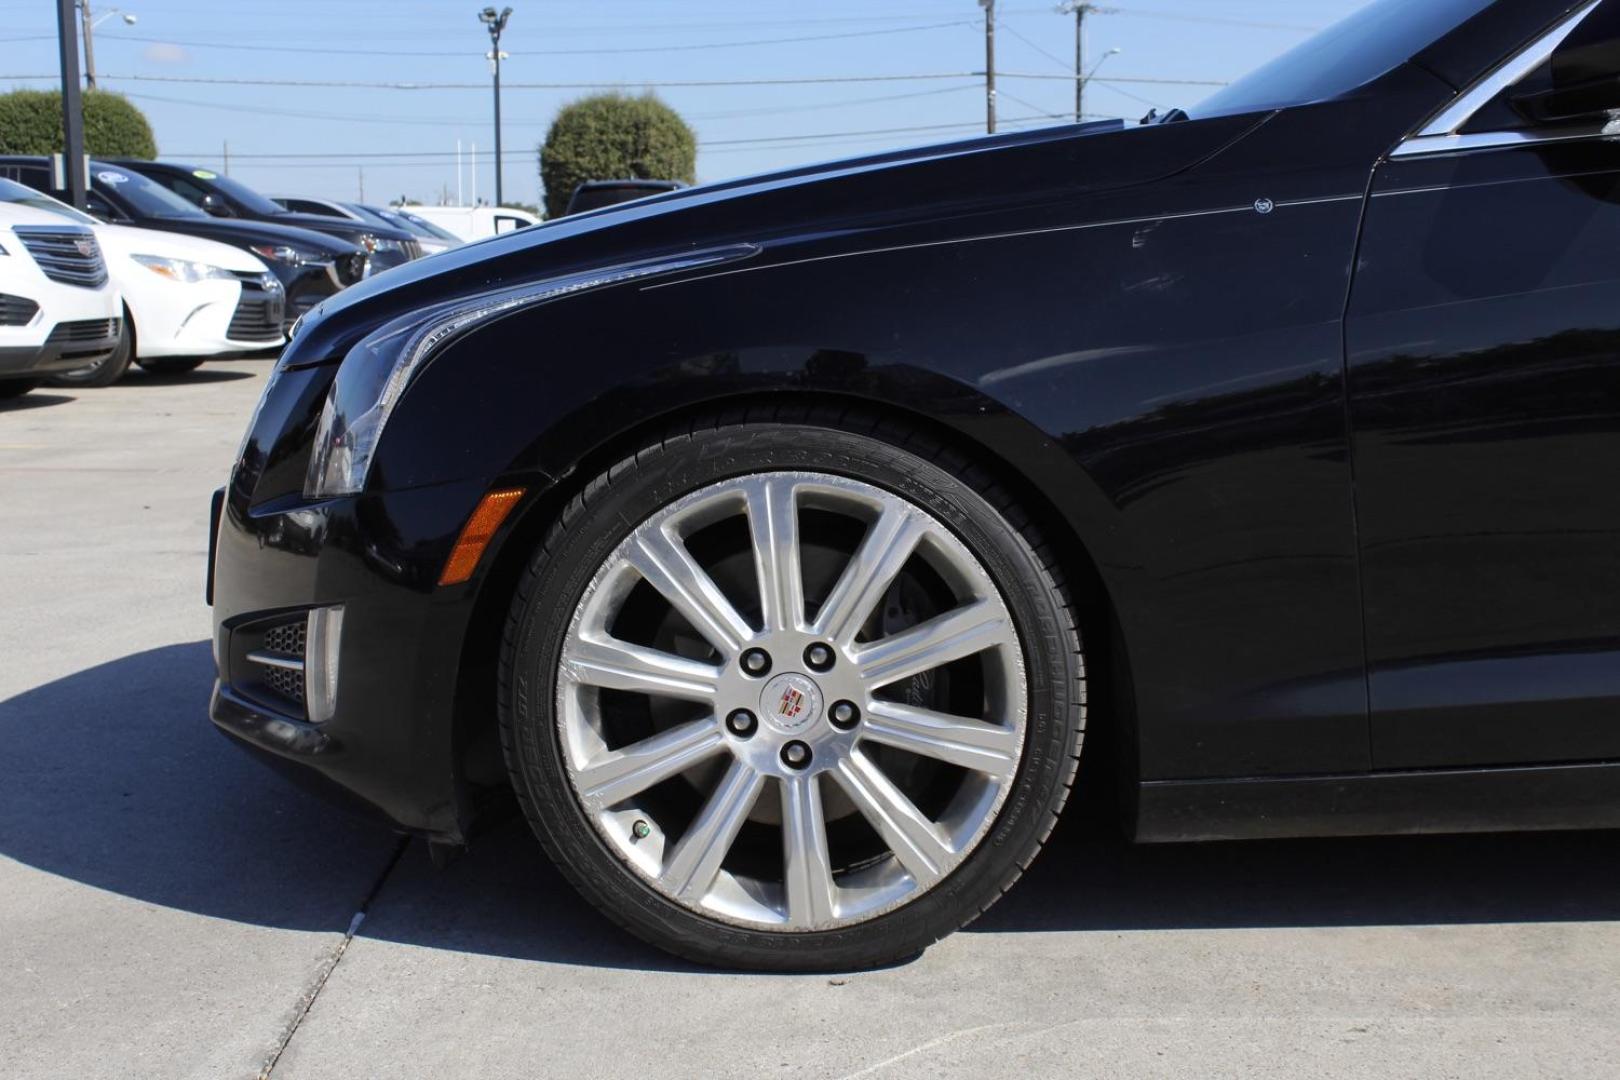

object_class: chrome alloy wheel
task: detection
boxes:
[555,471,1028,932]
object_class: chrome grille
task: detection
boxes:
[13,226,109,288]
[226,276,286,343]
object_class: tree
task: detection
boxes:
[0,89,157,158]
[539,93,695,218]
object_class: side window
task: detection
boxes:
[1460,3,1620,134]
[286,198,338,216]
[152,174,209,207]
[84,190,121,221]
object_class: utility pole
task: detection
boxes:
[80,1,97,89]
[358,167,365,202]
[979,0,996,134]
[56,0,87,208]
[1059,3,1117,122]
[222,139,229,175]
[478,6,512,207]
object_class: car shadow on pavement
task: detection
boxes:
[125,368,258,386]
[0,391,77,412]
[2,642,1616,974]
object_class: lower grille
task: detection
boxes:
[47,318,119,345]
[246,616,307,712]
[228,272,285,342]
[0,292,39,327]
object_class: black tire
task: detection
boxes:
[0,379,41,399]
[136,357,205,375]
[499,410,1085,970]
[48,314,133,388]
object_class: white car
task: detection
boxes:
[0,178,284,386]
[0,201,122,399]
[393,204,538,242]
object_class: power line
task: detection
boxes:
[122,83,987,129]
[91,20,978,58]
[0,71,1227,90]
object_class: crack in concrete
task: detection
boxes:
[257,836,410,1079]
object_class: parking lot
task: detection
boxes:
[1,360,1618,1079]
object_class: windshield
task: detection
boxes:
[1194,0,1498,117]
[91,164,206,219]
[0,177,96,223]
[204,172,289,216]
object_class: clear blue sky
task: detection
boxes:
[2,0,1368,208]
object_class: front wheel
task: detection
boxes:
[500,415,1084,970]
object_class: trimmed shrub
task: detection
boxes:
[539,93,695,218]
[0,88,157,158]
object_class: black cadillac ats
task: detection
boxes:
[210,0,1620,970]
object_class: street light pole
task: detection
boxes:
[80,1,97,89]
[77,4,136,90]
[478,6,512,208]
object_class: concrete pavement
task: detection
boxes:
[2,360,1617,1079]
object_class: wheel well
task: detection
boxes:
[447,393,1130,834]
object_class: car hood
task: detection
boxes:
[299,115,1267,342]
[95,222,271,273]
[264,210,415,244]
[137,216,362,257]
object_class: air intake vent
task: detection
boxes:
[0,292,39,327]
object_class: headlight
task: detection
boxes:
[131,254,235,283]
[248,243,314,265]
[303,246,756,499]
[356,234,405,255]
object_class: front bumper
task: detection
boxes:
[207,437,498,839]
[0,317,122,377]
[128,272,285,358]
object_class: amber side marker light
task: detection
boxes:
[439,488,526,586]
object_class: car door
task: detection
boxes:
[1347,1,1620,768]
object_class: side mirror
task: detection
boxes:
[1512,10,1620,124]
[200,193,231,217]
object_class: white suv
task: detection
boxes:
[0,201,122,399]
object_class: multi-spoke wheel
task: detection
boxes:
[502,416,1083,970]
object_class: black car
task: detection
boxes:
[110,160,422,275]
[209,0,1620,971]
[0,156,364,328]
[564,179,687,216]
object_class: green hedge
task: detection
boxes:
[0,88,157,158]
[539,93,695,218]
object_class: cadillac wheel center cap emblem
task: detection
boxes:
[761,672,822,733]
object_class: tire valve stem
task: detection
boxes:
[631,819,652,841]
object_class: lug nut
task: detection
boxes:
[781,741,812,769]
[741,648,772,677]
[829,700,860,730]
[804,642,835,672]
[726,709,758,738]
